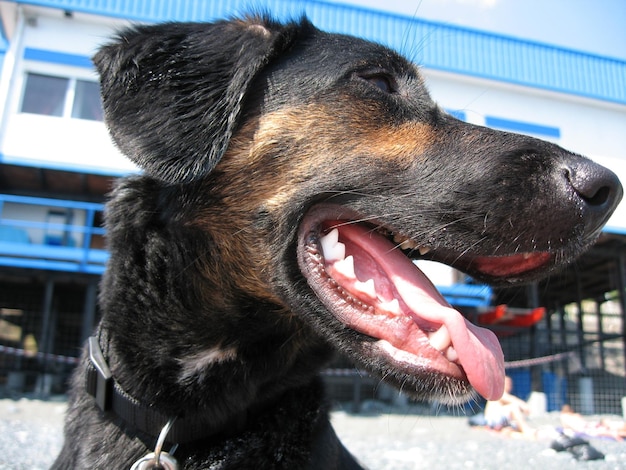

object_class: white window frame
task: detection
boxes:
[16,58,102,121]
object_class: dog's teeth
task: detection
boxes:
[334,255,356,279]
[445,346,459,363]
[354,279,376,298]
[418,246,431,255]
[320,228,346,262]
[379,298,402,315]
[322,227,339,245]
[428,327,459,362]
[392,233,419,251]
[399,239,418,250]
[427,326,451,352]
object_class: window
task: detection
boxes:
[72,80,103,121]
[21,73,68,117]
[20,72,103,121]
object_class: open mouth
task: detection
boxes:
[297,204,554,402]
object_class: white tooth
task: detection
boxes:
[380,298,402,315]
[418,246,431,255]
[354,279,376,298]
[445,346,459,362]
[334,255,356,279]
[428,326,451,352]
[320,228,345,262]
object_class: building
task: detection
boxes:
[0,0,625,413]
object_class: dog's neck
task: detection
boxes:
[85,332,248,445]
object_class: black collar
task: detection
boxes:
[85,336,246,445]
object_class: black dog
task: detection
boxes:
[53,15,622,469]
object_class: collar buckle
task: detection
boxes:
[88,336,113,412]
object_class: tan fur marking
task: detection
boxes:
[192,103,434,306]
[228,104,434,171]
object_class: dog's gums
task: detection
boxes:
[301,220,505,401]
[471,252,553,278]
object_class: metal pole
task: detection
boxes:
[575,275,587,373]
[527,282,540,391]
[617,253,626,377]
[81,278,98,345]
[558,306,570,376]
[595,300,605,370]
[38,278,54,396]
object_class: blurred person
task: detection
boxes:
[484,376,535,436]
[560,404,626,441]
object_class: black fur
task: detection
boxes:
[53,15,621,469]
[95,18,300,183]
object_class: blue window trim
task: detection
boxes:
[603,225,626,236]
[23,47,93,69]
[485,116,561,138]
[445,109,466,121]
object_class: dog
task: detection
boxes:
[52,15,622,469]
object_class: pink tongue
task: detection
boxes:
[339,224,505,400]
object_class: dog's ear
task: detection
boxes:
[93,16,304,183]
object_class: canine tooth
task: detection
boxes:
[320,228,346,262]
[354,279,376,298]
[380,298,402,315]
[418,246,431,255]
[322,227,338,245]
[428,326,451,352]
[334,255,356,279]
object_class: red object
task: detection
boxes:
[477,304,507,325]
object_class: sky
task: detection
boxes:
[326,0,626,60]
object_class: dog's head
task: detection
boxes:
[95,16,622,405]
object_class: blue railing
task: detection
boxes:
[439,284,492,308]
[0,194,108,274]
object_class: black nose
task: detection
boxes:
[565,158,623,233]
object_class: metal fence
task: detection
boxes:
[1,272,625,419]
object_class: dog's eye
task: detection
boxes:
[363,74,396,94]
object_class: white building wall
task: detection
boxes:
[0,9,135,174]
[16,12,115,56]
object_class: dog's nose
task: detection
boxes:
[564,158,623,234]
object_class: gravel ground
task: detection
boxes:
[1,398,625,469]
[332,405,626,470]
[0,397,66,470]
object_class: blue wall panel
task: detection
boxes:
[24,47,93,68]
